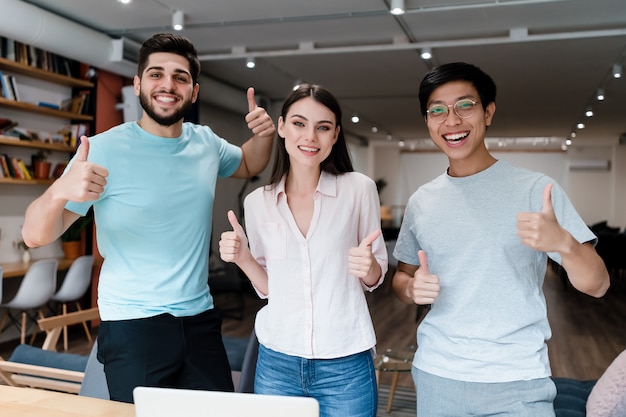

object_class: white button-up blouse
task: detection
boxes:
[243,171,388,359]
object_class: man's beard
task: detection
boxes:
[139,89,193,127]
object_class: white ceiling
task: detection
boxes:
[16,0,626,147]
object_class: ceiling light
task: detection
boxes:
[577,122,585,129]
[565,139,572,146]
[585,107,593,117]
[390,0,405,15]
[386,134,393,141]
[612,63,622,79]
[172,10,184,31]
[371,126,378,133]
[117,0,132,4]
[420,48,432,60]
[570,132,576,138]
[246,57,256,69]
[351,114,360,124]
[596,88,605,101]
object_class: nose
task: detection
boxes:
[443,108,462,125]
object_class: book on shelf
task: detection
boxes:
[38,101,60,110]
[0,71,14,100]
[0,155,10,178]
[7,75,20,101]
[17,158,32,180]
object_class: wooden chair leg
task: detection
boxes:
[62,303,69,351]
[28,310,45,345]
[386,372,400,413]
[0,311,9,334]
[76,302,93,344]
[20,312,27,345]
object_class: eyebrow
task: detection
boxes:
[429,94,475,105]
[290,114,335,125]
[144,66,191,77]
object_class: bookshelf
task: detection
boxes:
[0,56,93,185]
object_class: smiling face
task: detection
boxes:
[425,80,496,176]
[278,96,340,172]
[134,52,199,127]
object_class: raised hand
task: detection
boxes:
[348,230,381,279]
[244,87,275,139]
[516,183,567,252]
[219,210,250,264]
[57,136,108,202]
[407,250,439,305]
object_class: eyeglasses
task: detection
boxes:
[426,99,480,123]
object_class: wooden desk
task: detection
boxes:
[0,385,134,417]
[1,258,73,279]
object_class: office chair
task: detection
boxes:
[0,259,58,345]
[50,255,94,351]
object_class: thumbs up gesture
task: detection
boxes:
[348,230,382,282]
[57,136,108,202]
[407,250,440,305]
[244,87,275,139]
[219,210,251,264]
[516,183,567,252]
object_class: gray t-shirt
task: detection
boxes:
[394,160,595,382]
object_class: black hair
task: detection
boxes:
[137,33,201,85]
[418,62,496,116]
[268,83,354,186]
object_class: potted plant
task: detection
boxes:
[60,210,93,259]
[32,150,52,179]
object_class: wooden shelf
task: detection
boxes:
[0,96,92,121]
[0,177,54,185]
[0,136,76,152]
[0,57,93,88]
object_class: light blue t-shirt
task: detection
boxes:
[394,160,596,383]
[66,122,242,321]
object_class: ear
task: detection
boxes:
[333,125,340,145]
[133,75,141,96]
[484,102,496,126]
[277,116,285,138]
[191,83,200,103]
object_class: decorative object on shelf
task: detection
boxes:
[14,239,30,263]
[32,149,51,179]
[60,210,93,260]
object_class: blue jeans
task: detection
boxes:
[413,367,557,416]
[255,344,377,417]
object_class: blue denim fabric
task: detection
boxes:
[413,367,557,416]
[255,344,377,417]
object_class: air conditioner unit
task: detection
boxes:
[568,159,611,171]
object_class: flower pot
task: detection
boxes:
[33,161,52,179]
[62,241,81,260]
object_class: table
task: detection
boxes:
[1,258,73,279]
[0,385,135,417]
[374,347,415,413]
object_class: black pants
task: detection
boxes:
[97,308,234,403]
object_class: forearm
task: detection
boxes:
[22,183,73,247]
[360,261,383,287]
[392,269,415,304]
[236,135,273,178]
[236,255,269,296]
[560,238,610,297]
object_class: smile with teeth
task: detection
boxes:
[298,145,320,153]
[443,131,469,143]
[155,94,178,104]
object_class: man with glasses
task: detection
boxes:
[392,62,609,416]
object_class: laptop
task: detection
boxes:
[133,386,320,417]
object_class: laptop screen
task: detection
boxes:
[133,386,319,417]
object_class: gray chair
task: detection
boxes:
[50,255,94,351]
[79,339,110,400]
[235,329,259,393]
[0,259,58,344]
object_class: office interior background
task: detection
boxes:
[1,0,625,263]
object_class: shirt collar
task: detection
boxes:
[274,171,338,203]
